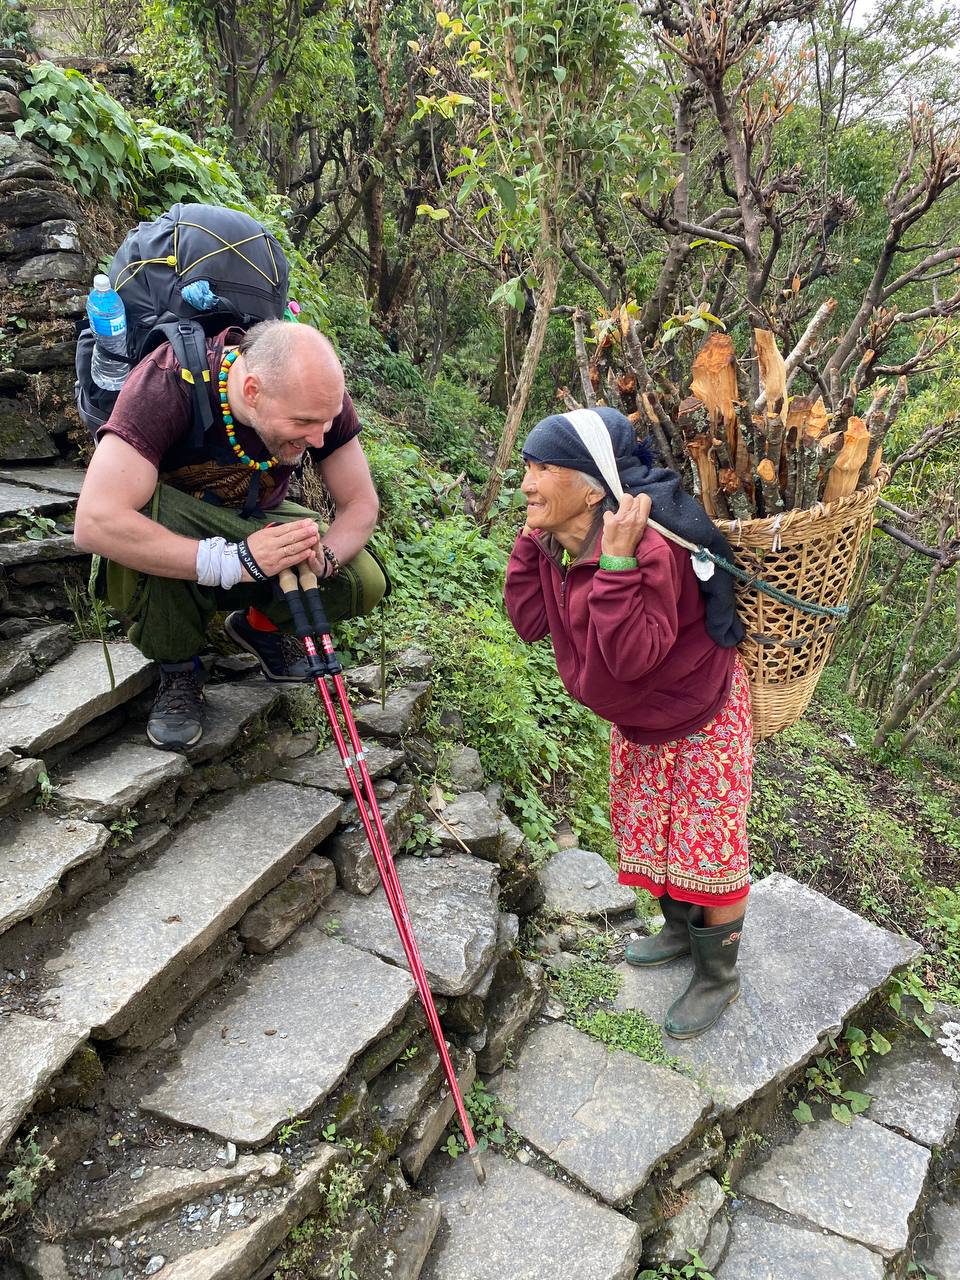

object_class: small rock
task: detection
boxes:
[224,1142,237,1168]
[130,1166,145,1181]
[144,1257,166,1276]
[558,925,578,950]
[208,1208,222,1230]
[447,746,484,793]
[227,1199,244,1217]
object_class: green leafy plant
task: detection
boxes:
[275,1115,309,1147]
[791,1025,891,1125]
[638,1251,715,1279]
[548,958,680,1068]
[444,1081,514,1157]
[15,508,58,541]
[108,816,138,846]
[0,1129,54,1224]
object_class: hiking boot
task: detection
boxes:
[223,610,311,682]
[664,910,744,1039]
[625,894,693,967]
[147,660,204,750]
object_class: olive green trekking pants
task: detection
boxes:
[92,484,388,663]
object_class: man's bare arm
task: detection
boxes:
[74,434,321,580]
[311,437,380,572]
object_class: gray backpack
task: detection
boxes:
[75,202,290,443]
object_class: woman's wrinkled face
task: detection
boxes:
[521,461,596,534]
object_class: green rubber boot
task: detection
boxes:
[624,894,693,967]
[664,912,744,1039]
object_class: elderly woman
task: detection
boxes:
[504,407,751,1039]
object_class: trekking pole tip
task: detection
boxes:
[467,1146,486,1186]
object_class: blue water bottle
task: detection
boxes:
[86,273,129,391]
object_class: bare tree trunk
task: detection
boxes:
[476,255,560,524]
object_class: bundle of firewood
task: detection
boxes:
[563,301,900,521]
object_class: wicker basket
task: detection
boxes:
[714,471,887,742]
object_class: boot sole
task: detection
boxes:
[664,987,741,1040]
[223,614,310,684]
[624,950,691,969]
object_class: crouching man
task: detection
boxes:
[75,320,385,750]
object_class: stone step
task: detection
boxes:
[420,1152,642,1280]
[0,478,74,518]
[0,622,72,691]
[0,641,155,756]
[0,465,85,497]
[141,931,416,1144]
[0,532,83,569]
[614,872,919,1111]
[270,740,405,794]
[40,781,342,1040]
[716,1205,885,1279]
[537,847,636,918]
[739,1114,929,1261]
[0,1012,87,1150]
[0,809,108,934]
[488,1021,712,1207]
[912,1197,960,1279]
[54,737,191,821]
[315,852,500,996]
[862,1001,960,1149]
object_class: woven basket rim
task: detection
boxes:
[714,467,889,539]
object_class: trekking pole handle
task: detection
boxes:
[295,562,341,675]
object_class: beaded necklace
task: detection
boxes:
[218,348,279,471]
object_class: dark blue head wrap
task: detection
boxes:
[521,407,744,649]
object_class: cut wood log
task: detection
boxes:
[754,329,788,417]
[680,396,721,517]
[823,416,870,503]
[691,333,740,459]
[756,457,784,515]
[797,397,831,508]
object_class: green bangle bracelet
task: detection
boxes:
[599,554,638,571]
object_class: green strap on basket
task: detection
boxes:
[691,548,850,620]
[646,517,850,621]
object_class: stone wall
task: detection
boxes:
[0,55,96,464]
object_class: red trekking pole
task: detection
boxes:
[277,562,486,1186]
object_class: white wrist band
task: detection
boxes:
[196,537,243,590]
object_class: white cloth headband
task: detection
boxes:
[562,410,714,579]
[562,410,625,501]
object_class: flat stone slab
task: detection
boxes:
[0,533,82,568]
[538,848,635,918]
[740,1115,929,1258]
[0,466,85,496]
[76,1153,284,1235]
[316,853,499,996]
[55,739,191,821]
[428,791,502,859]
[325,783,415,894]
[271,741,404,794]
[420,1153,641,1280]
[0,810,108,933]
[160,1144,340,1280]
[353,682,432,740]
[489,1022,711,1206]
[0,642,155,756]
[142,931,415,1144]
[615,873,920,1109]
[716,1207,885,1279]
[42,781,342,1039]
[913,1198,960,1279]
[865,1013,960,1148]
[0,479,73,517]
[0,623,72,690]
[0,1012,87,1151]
[182,682,282,764]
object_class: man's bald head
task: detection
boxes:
[239,320,344,400]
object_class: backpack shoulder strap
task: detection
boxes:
[154,320,215,450]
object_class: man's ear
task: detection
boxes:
[242,372,261,406]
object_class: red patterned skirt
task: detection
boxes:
[610,657,752,906]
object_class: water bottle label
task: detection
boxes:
[90,314,126,338]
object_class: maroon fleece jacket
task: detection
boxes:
[504,526,735,745]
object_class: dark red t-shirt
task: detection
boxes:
[99,327,360,511]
